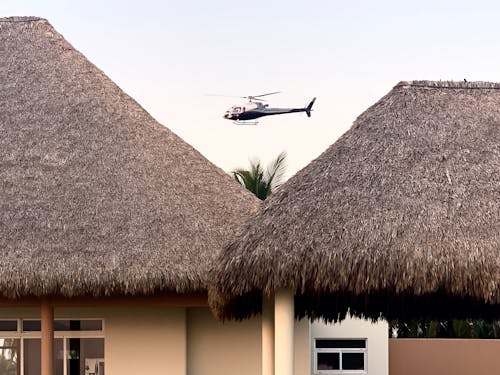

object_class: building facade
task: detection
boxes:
[0,306,388,375]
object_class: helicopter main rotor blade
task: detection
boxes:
[252,91,281,98]
[205,94,243,98]
[244,97,267,102]
[206,91,281,101]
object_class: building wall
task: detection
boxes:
[97,307,186,375]
[0,306,311,375]
[311,317,389,375]
[186,307,310,375]
[294,318,311,375]
[186,308,261,375]
[0,306,187,375]
[389,338,500,375]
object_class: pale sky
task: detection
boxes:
[3,1,500,179]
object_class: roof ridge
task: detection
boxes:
[0,16,45,23]
[396,80,500,90]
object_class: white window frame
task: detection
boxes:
[313,338,367,375]
[0,318,104,375]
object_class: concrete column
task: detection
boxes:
[262,295,274,375]
[274,289,294,375]
[41,299,54,375]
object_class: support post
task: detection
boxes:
[262,295,274,375]
[41,298,54,375]
[274,289,294,375]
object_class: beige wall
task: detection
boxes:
[99,307,186,375]
[0,306,187,375]
[390,338,500,375]
[294,318,311,375]
[186,308,261,375]
[186,307,310,375]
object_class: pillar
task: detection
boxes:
[262,295,274,375]
[274,289,294,375]
[41,299,54,375]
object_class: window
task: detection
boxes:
[0,338,20,375]
[314,339,367,374]
[0,319,104,375]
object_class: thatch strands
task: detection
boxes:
[210,80,500,321]
[0,17,258,298]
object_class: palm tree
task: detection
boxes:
[232,151,287,200]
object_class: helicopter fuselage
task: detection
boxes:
[223,98,315,122]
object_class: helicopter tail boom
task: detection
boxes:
[306,97,316,118]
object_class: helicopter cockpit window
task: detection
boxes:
[233,107,242,113]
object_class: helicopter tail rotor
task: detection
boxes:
[306,97,316,117]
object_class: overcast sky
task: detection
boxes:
[3,1,500,179]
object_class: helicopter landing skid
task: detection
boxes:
[233,120,258,126]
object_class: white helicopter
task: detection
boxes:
[219,92,316,125]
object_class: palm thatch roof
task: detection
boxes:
[0,17,259,299]
[211,80,500,321]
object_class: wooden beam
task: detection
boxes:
[0,293,208,308]
[41,299,54,375]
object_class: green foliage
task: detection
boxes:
[232,152,287,200]
[389,319,500,339]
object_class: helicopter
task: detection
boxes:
[219,92,316,125]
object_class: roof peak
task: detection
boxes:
[396,80,500,90]
[0,14,259,298]
[0,16,46,23]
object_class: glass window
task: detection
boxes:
[0,321,18,332]
[23,339,39,375]
[54,320,103,331]
[0,338,19,375]
[342,353,364,370]
[24,338,64,375]
[316,339,366,349]
[314,338,367,374]
[317,352,340,370]
[23,320,103,332]
[67,338,104,375]
[4,319,104,375]
[22,320,40,332]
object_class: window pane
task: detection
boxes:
[22,320,41,332]
[0,338,19,375]
[67,338,104,375]
[316,339,366,348]
[317,352,340,371]
[0,321,17,332]
[23,320,103,332]
[54,320,102,331]
[54,338,64,375]
[24,338,63,375]
[342,352,365,370]
[23,339,39,374]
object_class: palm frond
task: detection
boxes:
[265,151,287,192]
[231,152,287,200]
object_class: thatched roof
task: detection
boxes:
[211,80,500,321]
[0,17,259,298]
